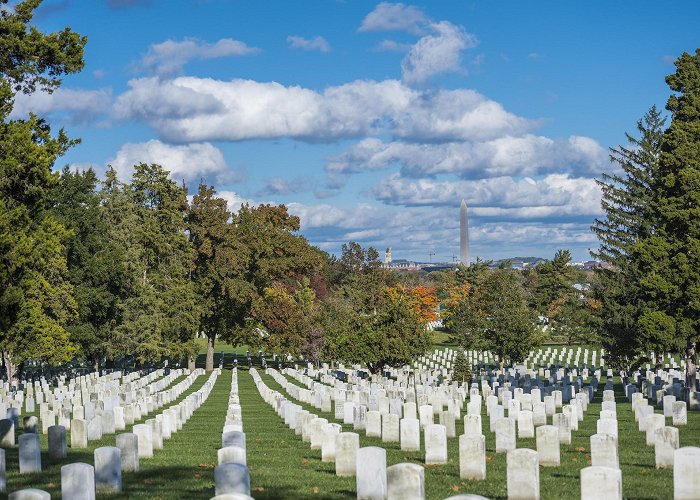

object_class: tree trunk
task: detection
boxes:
[655,350,663,371]
[686,341,697,391]
[3,351,16,381]
[187,354,196,372]
[92,354,100,373]
[206,334,215,372]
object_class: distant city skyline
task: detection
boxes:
[19,1,699,263]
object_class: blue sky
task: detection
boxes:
[17,0,700,263]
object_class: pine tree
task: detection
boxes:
[634,49,700,387]
[591,106,666,368]
[109,164,200,365]
[452,350,473,386]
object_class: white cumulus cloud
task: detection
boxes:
[372,173,602,217]
[287,35,331,53]
[10,87,112,123]
[113,77,530,144]
[358,2,429,35]
[326,134,605,182]
[108,139,228,182]
[139,38,260,77]
[401,21,477,85]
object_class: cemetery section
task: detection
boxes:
[2,345,697,498]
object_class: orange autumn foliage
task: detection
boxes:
[384,285,438,323]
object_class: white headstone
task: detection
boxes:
[591,433,619,469]
[61,462,96,500]
[335,432,359,477]
[356,447,387,500]
[463,414,482,437]
[218,446,246,466]
[580,466,622,500]
[645,414,665,446]
[382,413,400,443]
[132,424,153,459]
[94,446,122,492]
[536,425,560,467]
[655,426,679,469]
[387,463,424,500]
[674,447,700,499]
[459,434,486,480]
[321,423,342,462]
[518,410,534,438]
[424,424,448,464]
[552,413,571,444]
[495,418,516,453]
[672,401,687,426]
[400,418,420,452]
[507,448,540,500]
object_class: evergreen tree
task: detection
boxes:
[634,49,700,386]
[591,106,666,368]
[110,164,200,365]
[533,249,578,321]
[452,350,473,386]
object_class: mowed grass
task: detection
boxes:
[240,369,700,500]
[4,371,230,499]
[6,349,700,499]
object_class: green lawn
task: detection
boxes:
[240,369,699,499]
[5,352,700,499]
[4,371,226,498]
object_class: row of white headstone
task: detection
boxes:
[0,368,192,450]
[4,368,220,499]
[279,354,698,499]
[213,368,253,499]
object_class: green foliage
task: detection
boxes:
[549,294,599,346]
[0,0,86,117]
[0,203,77,366]
[452,350,472,385]
[450,267,539,368]
[226,203,323,350]
[319,244,430,372]
[187,182,243,370]
[634,49,700,381]
[50,167,130,368]
[105,164,200,364]
[591,106,667,368]
[0,1,86,377]
[531,250,578,317]
[252,279,318,357]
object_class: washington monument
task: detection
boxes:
[460,199,469,265]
